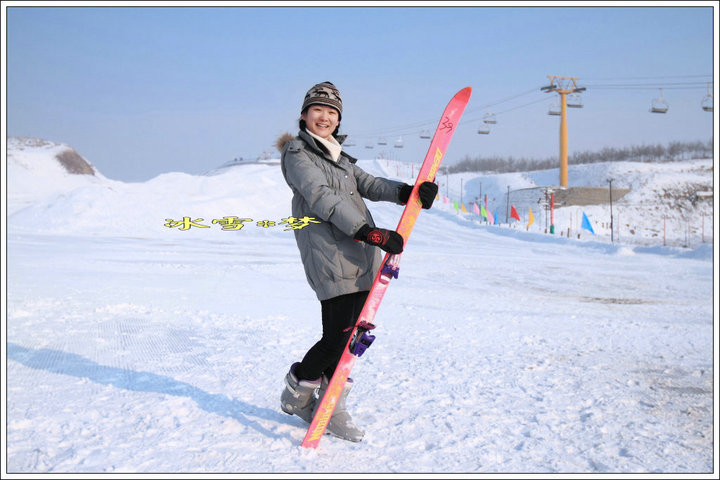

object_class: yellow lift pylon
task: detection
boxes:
[542,76,585,187]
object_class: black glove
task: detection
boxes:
[354,224,404,254]
[399,181,439,209]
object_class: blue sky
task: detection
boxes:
[5,4,716,182]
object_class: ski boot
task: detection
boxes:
[314,375,365,442]
[280,362,321,424]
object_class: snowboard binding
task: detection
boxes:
[349,321,376,357]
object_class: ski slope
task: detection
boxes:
[3,139,717,474]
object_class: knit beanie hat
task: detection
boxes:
[301,81,343,119]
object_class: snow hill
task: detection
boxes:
[5,136,715,250]
[7,137,106,213]
[377,157,714,249]
[4,137,716,473]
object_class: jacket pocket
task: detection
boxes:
[299,227,361,285]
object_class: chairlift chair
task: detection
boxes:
[365,142,374,149]
[419,129,431,139]
[344,138,355,147]
[650,88,669,114]
[477,125,490,135]
[483,112,497,124]
[701,95,713,112]
[548,102,561,116]
[394,137,404,148]
[378,137,387,145]
[567,93,583,108]
[701,84,713,112]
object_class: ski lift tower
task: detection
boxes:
[541,76,585,187]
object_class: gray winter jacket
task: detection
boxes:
[281,130,404,301]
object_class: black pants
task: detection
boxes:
[295,291,369,381]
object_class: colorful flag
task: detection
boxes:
[527,207,535,230]
[461,203,468,213]
[493,209,498,225]
[472,203,480,216]
[487,208,494,225]
[453,200,459,211]
[510,205,521,222]
[581,212,595,234]
[443,195,450,204]
[480,204,488,219]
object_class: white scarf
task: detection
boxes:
[306,129,343,162]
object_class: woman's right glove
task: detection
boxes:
[354,224,404,254]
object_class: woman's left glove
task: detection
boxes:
[399,181,439,209]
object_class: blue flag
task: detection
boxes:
[581,212,595,234]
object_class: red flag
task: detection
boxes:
[510,205,521,221]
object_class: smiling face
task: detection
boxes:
[301,104,340,140]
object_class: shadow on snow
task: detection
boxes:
[7,342,295,441]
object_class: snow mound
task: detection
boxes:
[7,138,293,238]
[7,137,108,214]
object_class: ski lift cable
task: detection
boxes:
[349,118,448,138]
[581,74,711,81]
[493,96,554,115]
[352,83,579,138]
[462,87,540,115]
[350,87,544,138]
[588,85,708,90]
[347,75,709,140]
[353,88,579,140]
[462,96,551,123]
[583,81,709,89]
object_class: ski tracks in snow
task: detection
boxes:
[5,208,714,473]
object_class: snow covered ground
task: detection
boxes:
[3,138,717,474]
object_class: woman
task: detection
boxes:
[278,81,437,442]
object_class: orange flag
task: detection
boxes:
[527,207,535,230]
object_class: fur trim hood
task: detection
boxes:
[276,131,354,163]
